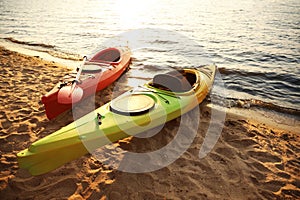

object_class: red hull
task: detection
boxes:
[42,47,131,119]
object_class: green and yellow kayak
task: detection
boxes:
[17,65,216,175]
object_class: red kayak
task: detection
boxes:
[42,47,131,120]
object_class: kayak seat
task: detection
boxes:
[168,70,195,91]
[91,50,121,63]
[153,74,181,92]
[152,73,191,92]
[153,74,184,92]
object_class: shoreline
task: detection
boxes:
[0,38,80,69]
[0,46,299,199]
[209,104,300,133]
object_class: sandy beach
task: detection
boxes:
[0,46,299,199]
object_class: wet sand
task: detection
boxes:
[0,46,299,199]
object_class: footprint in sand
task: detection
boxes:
[262,180,286,192]
[246,160,271,173]
[2,133,30,152]
[250,171,266,184]
[1,120,12,129]
[248,150,282,163]
[227,138,258,149]
[215,147,236,159]
[17,124,29,133]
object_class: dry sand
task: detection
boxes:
[0,46,299,199]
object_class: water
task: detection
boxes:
[0,0,299,114]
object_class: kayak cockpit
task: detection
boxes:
[90,48,121,63]
[80,48,121,73]
[150,70,197,93]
